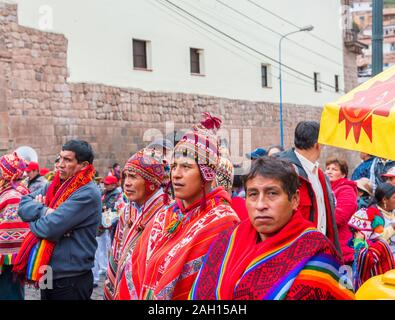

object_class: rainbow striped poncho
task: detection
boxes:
[190,212,355,300]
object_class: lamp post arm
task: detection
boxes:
[278,30,306,149]
[279,29,306,87]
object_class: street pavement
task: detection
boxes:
[25,273,105,300]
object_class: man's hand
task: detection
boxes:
[34,195,54,215]
[45,208,55,216]
[34,194,46,204]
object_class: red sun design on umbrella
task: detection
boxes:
[338,73,395,143]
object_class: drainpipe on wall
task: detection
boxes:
[372,0,383,76]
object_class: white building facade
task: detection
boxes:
[8,0,346,106]
[350,1,372,13]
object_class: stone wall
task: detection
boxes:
[0,2,360,176]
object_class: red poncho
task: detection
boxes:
[130,187,239,300]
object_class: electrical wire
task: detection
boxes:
[246,0,344,52]
[214,0,343,66]
[160,0,344,92]
[152,0,338,93]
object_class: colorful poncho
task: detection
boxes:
[104,189,166,300]
[190,212,355,300]
[103,192,128,300]
[13,165,95,283]
[352,237,395,291]
[0,182,29,273]
[131,187,239,300]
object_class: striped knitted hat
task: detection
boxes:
[348,206,385,240]
[0,152,27,181]
[215,153,234,191]
[123,149,165,188]
[173,112,222,182]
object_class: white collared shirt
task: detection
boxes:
[295,151,327,235]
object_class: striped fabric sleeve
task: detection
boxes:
[1,202,20,222]
[104,208,126,300]
[285,254,355,300]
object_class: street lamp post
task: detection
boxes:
[279,25,314,149]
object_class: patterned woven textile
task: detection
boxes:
[13,165,96,282]
[0,153,27,182]
[103,192,129,300]
[353,237,395,291]
[173,112,222,183]
[105,189,166,300]
[131,187,239,300]
[0,183,30,273]
[190,212,355,300]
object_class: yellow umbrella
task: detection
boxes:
[355,269,395,300]
[318,66,395,160]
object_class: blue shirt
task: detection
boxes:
[18,181,102,279]
[351,157,375,181]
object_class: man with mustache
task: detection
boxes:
[14,140,102,300]
[129,113,239,300]
[190,157,354,300]
[104,149,168,300]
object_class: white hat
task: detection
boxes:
[382,166,395,178]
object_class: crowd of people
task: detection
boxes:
[0,113,395,300]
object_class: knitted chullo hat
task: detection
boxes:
[143,144,172,187]
[173,112,222,183]
[123,148,166,201]
[215,147,234,191]
[348,206,385,240]
[0,152,27,182]
[172,113,222,209]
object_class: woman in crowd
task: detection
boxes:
[369,183,395,255]
[348,203,395,291]
[129,113,240,300]
[267,144,284,157]
[104,149,168,300]
[325,157,358,265]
